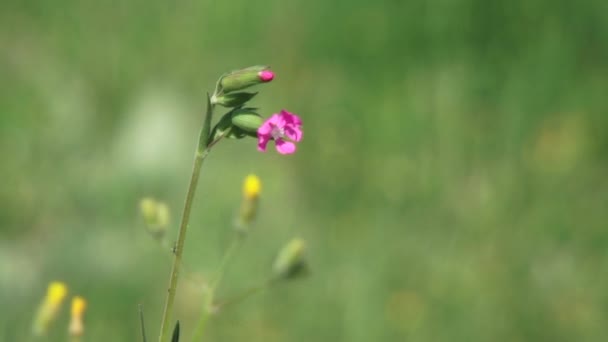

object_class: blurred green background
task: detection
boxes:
[2,0,608,341]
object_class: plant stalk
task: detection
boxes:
[158,95,215,342]
[191,235,243,342]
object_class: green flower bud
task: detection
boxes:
[212,92,258,108]
[219,66,274,94]
[139,197,170,239]
[272,238,308,280]
[231,108,263,133]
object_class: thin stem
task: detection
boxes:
[191,235,243,342]
[211,236,242,290]
[157,238,205,286]
[190,289,212,342]
[158,95,215,342]
[215,278,275,312]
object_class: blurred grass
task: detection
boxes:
[1,0,608,341]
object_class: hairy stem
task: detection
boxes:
[158,95,215,342]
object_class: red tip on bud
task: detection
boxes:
[258,70,274,82]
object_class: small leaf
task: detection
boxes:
[171,321,180,342]
[138,304,147,342]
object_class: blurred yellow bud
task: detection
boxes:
[71,296,86,317]
[139,197,170,239]
[272,238,308,280]
[237,174,261,231]
[32,281,68,336]
[69,296,87,337]
[243,174,261,199]
[48,281,68,305]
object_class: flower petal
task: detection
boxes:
[280,110,302,126]
[275,138,296,154]
[257,135,270,152]
[257,120,273,135]
[284,126,303,142]
[273,113,286,128]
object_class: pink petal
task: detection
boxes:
[280,110,302,125]
[257,135,270,152]
[257,120,273,135]
[275,139,296,154]
[284,126,303,142]
[274,114,286,128]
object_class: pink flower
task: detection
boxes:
[258,70,275,82]
[257,110,303,154]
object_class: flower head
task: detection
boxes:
[32,281,68,336]
[48,282,68,306]
[69,296,87,337]
[257,110,303,155]
[243,174,262,200]
[237,174,262,230]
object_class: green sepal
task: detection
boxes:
[214,92,258,108]
[224,126,249,139]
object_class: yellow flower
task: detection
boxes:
[237,174,262,230]
[243,174,261,199]
[32,281,68,336]
[69,296,87,337]
[71,296,86,317]
[48,282,68,306]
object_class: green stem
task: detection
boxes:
[158,95,215,342]
[190,289,212,342]
[215,278,274,312]
[212,236,242,290]
[191,235,243,342]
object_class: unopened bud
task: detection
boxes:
[69,296,87,337]
[32,282,68,336]
[231,109,263,134]
[219,66,274,94]
[272,238,308,280]
[139,197,170,239]
[236,174,261,231]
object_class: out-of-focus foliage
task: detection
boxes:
[1,0,608,341]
